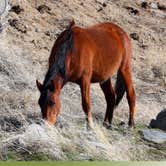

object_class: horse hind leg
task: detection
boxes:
[120,65,136,128]
[100,79,115,129]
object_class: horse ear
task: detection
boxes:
[68,19,75,30]
[36,80,42,92]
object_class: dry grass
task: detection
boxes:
[0,0,166,161]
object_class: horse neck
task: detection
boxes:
[53,73,63,95]
[44,28,73,89]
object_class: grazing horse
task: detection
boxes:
[36,20,136,129]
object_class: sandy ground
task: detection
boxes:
[0,0,166,161]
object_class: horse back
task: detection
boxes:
[68,22,131,82]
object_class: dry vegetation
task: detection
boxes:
[0,0,166,161]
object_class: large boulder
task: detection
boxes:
[141,129,166,144]
[150,109,166,131]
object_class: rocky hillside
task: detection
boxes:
[0,0,166,161]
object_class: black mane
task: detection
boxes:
[42,29,73,91]
[38,21,74,110]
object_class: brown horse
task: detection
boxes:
[36,20,136,129]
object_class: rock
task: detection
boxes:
[138,43,148,49]
[150,3,158,9]
[8,19,27,33]
[130,33,139,41]
[102,2,107,8]
[125,6,139,15]
[97,7,103,12]
[45,30,51,36]
[157,3,166,11]
[141,2,149,9]
[150,109,166,131]
[141,129,166,144]
[95,0,105,5]
[151,66,163,79]
[37,5,51,14]
[0,116,22,132]
[10,5,24,14]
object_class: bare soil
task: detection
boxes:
[0,0,166,161]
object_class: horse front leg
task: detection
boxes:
[80,76,94,129]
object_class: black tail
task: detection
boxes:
[115,71,126,106]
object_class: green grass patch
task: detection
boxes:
[3,150,50,161]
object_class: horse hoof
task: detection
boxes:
[107,125,112,130]
[103,122,112,130]
[128,124,135,131]
[87,122,94,130]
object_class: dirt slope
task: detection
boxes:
[0,0,166,161]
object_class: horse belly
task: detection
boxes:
[91,47,123,83]
[91,60,120,82]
